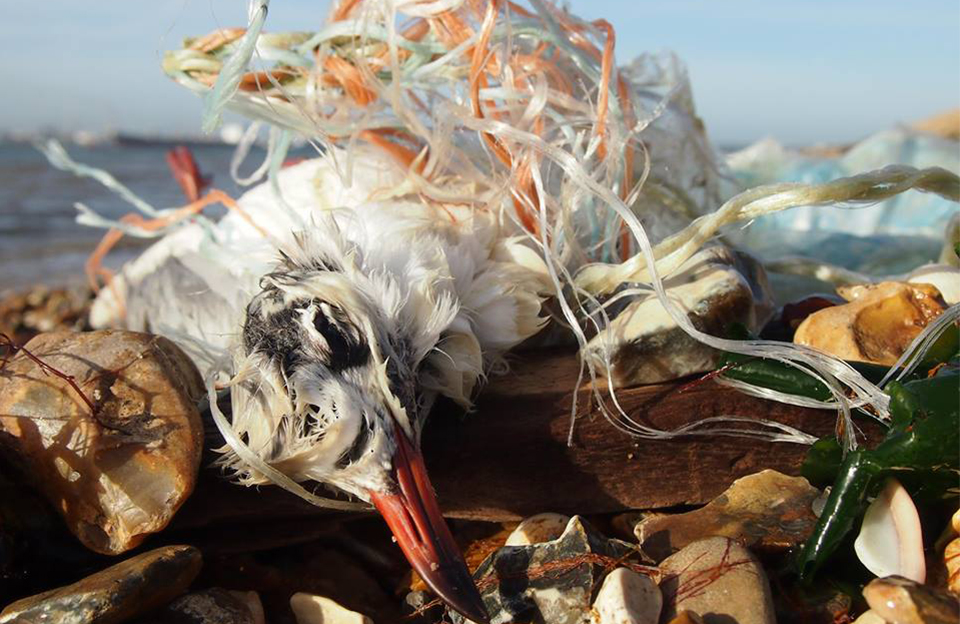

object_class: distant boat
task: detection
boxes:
[115,133,230,148]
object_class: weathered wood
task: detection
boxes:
[174,348,885,527]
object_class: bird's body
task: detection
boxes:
[94,144,549,481]
[90,144,550,621]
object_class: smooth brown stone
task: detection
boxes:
[635,469,820,560]
[794,281,946,366]
[667,612,705,624]
[659,537,775,624]
[0,330,204,554]
[863,575,960,624]
[0,545,202,624]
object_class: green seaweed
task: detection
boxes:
[795,363,960,580]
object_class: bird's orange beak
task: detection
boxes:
[369,425,489,623]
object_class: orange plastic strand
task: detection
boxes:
[505,0,536,19]
[592,19,615,160]
[510,161,541,235]
[554,9,602,62]
[86,228,124,292]
[401,18,430,42]
[359,129,427,173]
[322,56,378,105]
[432,10,474,48]
[237,69,298,92]
[332,0,364,21]
[470,0,513,169]
[84,190,269,293]
[208,190,272,239]
[189,28,247,53]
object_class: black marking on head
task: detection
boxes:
[312,304,370,370]
[335,415,372,469]
[243,294,370,377]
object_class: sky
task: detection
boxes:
[3,0,958,146]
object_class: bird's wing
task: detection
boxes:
[90,151,406,371]
[90,223,264,375]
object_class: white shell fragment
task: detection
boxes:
[908,263,960,305]
[505,513,571,546]
[289,593,373,624]
[854,478,926,582]
[591,567,662,624]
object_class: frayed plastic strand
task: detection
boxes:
[39,139,160,217]
[202,0,270,133]
[82,0,959,454]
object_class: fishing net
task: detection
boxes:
[43,0,960,459]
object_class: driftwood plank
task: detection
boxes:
[174,348,885,527]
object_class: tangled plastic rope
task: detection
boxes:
[47,0,960,456]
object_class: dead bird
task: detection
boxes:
[89,145,550,622]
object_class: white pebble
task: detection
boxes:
[592,567,662,624]
[289,593,373,624]
[908,263,960,304]
[505,513,570,546]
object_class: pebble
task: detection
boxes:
[0,330,205,554]
[449,516,638,624]
[794,281,946,366]
[505,513,571,546]
[863,575,959,624]
[582,246,773,386]
[946,509,960,595]
[134,588,264,624]
[665,613,704,624]
[659,537,776,624]
[0,285,91,345]
[290,592,373,624]
[0,545,202,624]
[591,567,661,624]
[635,469,819,560]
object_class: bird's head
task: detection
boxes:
[230,243,488,622]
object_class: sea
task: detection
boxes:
[0,141,260,291]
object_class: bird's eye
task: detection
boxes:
[309,302,370,370]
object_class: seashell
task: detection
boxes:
[854,478,925,582]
